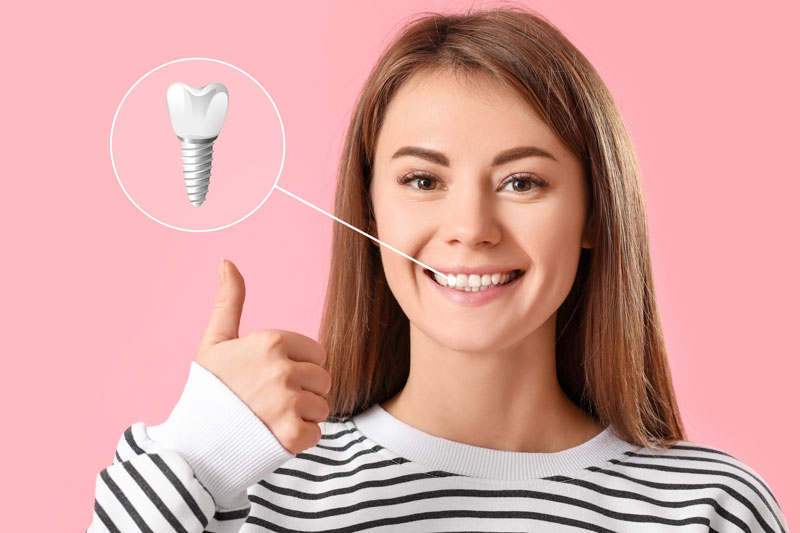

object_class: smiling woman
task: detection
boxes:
[313,5,788,531]
[89,5,787,533]
[333,22,641,447]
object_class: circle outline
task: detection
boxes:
[110,57,285,232]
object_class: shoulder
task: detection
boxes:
[607,439,788,532]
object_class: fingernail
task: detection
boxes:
[218,257,226,281]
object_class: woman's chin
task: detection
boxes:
[417,328,511,354]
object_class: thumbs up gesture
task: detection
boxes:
[196,259,331,455]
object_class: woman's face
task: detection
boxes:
[370,68,591,354]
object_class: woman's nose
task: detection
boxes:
[439,185,502,247]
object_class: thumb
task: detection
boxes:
[199,258,245,353]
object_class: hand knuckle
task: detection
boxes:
[250,329,277,350]
[287,424,305,451]
[263,330,285,350]
[268,359,292,387]
[279,389,296,412]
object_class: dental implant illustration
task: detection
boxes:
[166,82,229,207]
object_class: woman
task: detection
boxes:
[89,6,788,532]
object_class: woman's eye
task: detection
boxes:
[396,172,439,191]
[500,175,546,194]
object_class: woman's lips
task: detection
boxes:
[424,268,523,286]
[422,267,525,306]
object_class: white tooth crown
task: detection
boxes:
[166,82,229,207]
[432,270,519,291]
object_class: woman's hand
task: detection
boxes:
[196,259,331,455]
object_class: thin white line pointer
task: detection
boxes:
[275,185,445,278]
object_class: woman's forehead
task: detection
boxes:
[376,70,562,165]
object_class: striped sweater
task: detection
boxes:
[88,361,789,532]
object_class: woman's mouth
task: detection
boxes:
[424,268,525,292]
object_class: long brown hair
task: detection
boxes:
[318,4,686,450]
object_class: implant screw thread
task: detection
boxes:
[179,136,217,207]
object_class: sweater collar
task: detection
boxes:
[351,403,639,481]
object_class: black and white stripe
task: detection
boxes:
[88,422,788,533]
[239,419,787,532]
[87,364,787,532]
[89,423,248,533]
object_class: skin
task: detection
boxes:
[369,67,606,453]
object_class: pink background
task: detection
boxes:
[1,0,796,529]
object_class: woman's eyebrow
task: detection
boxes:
[391,145,558,166]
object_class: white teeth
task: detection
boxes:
[430,269,521,290]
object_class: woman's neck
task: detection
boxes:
[381,317,606,453]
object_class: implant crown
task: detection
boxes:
[166,82,229,140]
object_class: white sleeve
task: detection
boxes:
[88,361,296,533]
